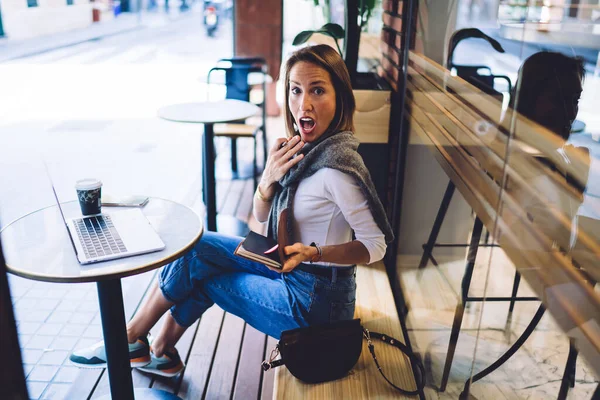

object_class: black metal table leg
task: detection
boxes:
[557,340,578,400]
[440,216,483,392]
[97,279,181,400]
[230,138,238,173]
[419,181,455,268]
[203,123,217,232]
[459,304,546,398]
[97,279,134,400]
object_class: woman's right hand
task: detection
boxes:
[258,135,305,198]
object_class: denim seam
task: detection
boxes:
[306,276,317,314]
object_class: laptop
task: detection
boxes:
[49,181,165,265]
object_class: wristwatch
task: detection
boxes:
[309,242,322,264]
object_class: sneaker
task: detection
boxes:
[137,347,185,378]
[69,336,151,369]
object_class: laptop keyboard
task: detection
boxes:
[73,215,127,259]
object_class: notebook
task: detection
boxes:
[234,209,289,269]
[48,177,165,265]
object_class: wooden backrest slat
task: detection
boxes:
[406,59,600,261]
[409,52,590,190]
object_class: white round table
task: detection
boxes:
[1,198,203,399]
[158,100,259,233]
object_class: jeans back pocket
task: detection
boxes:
[329,300,356,323]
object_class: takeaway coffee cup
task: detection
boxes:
[75,178,102,215]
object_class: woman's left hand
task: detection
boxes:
[280,242,317,273]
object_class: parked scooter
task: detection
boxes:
[204,4,219,37]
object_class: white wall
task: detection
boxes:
[1,0,93,40]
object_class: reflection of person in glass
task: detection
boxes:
[506,52,596,353]
[512,51,584,142]
[508,51,589,255]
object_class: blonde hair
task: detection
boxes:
[282,44,355,137]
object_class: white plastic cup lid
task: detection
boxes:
[75,178,102,190]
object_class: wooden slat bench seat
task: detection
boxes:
[274,262,418,399]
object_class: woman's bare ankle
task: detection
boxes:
[152,342,177,358]
[126,328,144,344]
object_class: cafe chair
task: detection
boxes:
[447,28,512,120]
[207,57,269,189]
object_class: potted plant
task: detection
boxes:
[293,0,385,89]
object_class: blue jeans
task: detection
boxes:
[158,231,356,339]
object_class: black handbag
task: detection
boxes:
[261,319,425,395]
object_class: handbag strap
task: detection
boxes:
[260,328,426,396]
[364,328,426,396]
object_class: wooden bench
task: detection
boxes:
[274,262,419,399]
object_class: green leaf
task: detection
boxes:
[319,23,345,39]
[293,30,315,46]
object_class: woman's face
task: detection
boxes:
[288,61,337,143]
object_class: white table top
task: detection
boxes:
[0,198,203,283]
[157,100,260,124]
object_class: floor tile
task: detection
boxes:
[26,381,48,400]
[76,337,100,350]
[21,349,44,365]
[41,383,70,400]
[82,324,102,339]
[45,289,69,299]
[16,297,39,310]
[23,364,35,378]
[60,324,87,337]
[38,350,69,366]
[63,290,87,300]
[47,311,72,324]
[26,335,56,350]
[27,365,59,381]
[53,367,80,383]
[50,336,79,351]
[77,300,99,312]
[69,312,95,325]
[17,322,41,335]
[55,300,78,312]
[26,289,49,299]
[16,309,51,323]
[36,298,61,311]
[37,324,64,336]
[19,334,33,347]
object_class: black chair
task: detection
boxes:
[447,28,512,120]
[207,57,269,189]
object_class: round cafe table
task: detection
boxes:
[157,99,259,234]
[1,198,203,399]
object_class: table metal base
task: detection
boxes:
[97,388,181,399]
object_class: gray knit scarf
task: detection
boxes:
[267,130,394,245]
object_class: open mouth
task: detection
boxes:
[299,117,316,134]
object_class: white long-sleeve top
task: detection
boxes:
[291,168,386,266]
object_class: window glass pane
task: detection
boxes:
[394,1,600,398]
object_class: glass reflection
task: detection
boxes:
[396,0,600,398]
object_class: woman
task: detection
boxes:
[70,44,393,377]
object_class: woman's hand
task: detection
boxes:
[280,242,317,273]
[262,242,316,273]
[258,136,305,199]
